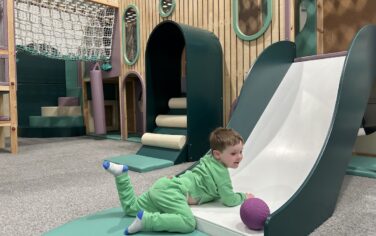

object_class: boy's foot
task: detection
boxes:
[102,160,128,176]
[124,210,144,235]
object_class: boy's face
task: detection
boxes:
[213,141,243,168]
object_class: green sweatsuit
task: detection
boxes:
[115,154,246,233]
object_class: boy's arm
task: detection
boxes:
[218,182,247,207]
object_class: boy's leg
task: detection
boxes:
[103,160,128,176]
[103,160,157,216]
[141,178,196,233]
[115,173,157,216]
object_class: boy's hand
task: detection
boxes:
[246,193,254,199]
[167,176,174,179]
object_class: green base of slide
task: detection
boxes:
[346,156,376,179]
[106,154,174,172]
[43,207,207,236]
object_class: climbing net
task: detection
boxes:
[14,0,115,61]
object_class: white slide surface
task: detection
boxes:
[191,56,346,236]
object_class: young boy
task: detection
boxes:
[103,127,253,235]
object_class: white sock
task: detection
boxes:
[124,210,144,235]
[102,160,128,176]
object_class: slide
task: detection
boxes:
[191,25,376,236]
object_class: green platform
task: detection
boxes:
[29,116,84,127]
[43,207,207,236]
[106,154,174,172]
[346,156,376,179]
[18,126,86,138]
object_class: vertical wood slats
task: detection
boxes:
[120,0,287,125]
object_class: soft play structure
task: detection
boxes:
[16,54,85,138]
[44,25,376,236]
[191,25,376,235]
[106,21,223,172]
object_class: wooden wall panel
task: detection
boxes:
[120,0,287,128]
[319,0,376,54]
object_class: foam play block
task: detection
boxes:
[41,106,82,117]
[106,154,174,172]
[0,115,10,121]
[347,156,376,179]
[43,207,207,236]
[58,97,80,106]
[29,116,84,127]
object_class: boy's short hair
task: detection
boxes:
[209,127,244,152]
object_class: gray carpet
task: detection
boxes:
[0,137,375,236]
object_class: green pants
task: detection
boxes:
[115,174,196,233]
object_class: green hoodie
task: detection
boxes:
[177,154,246,206]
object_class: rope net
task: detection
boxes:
[14,0,115,61]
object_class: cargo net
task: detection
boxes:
[14,0,115,61]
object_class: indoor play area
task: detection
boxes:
[1,0,376,236]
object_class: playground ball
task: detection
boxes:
[240,198,270,230]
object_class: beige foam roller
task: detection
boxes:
[141,133,186,150]
[168,97,187,109]
[156,115,187,128]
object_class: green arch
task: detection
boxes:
[232,0,273,41]
[144,20,223,162]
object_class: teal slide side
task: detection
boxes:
[264,25,376,235]
[228,41,296,139]
[181,41,295,175]
[43,208,207,236]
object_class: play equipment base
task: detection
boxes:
[105,154,174,172]
[43,207,207,236]
[347,155,376,179]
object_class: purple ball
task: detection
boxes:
[240,198,270,230]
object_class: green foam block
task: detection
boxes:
[43,207,207,236]
[346,156,376,179]
[106,154,174,172]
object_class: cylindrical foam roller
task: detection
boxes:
[90,65,107,134]
[168,97,187,109]
[141,133,186,150]
[155,115,187,128]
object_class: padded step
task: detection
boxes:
[43,207,208,236]
[347,156,376,179]
[0,115,10,121]
[153,127,187,135]
[18,126,85,137]
[29,116,84,127]
[41,106,82,117]
[168,108,187,115]
[58,97,79,106]
[106,154,174,172]
[137,145,187,164]
[156,115,187,128]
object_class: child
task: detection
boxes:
[103,127,253,235]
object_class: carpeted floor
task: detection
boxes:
[0,137,375,236]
